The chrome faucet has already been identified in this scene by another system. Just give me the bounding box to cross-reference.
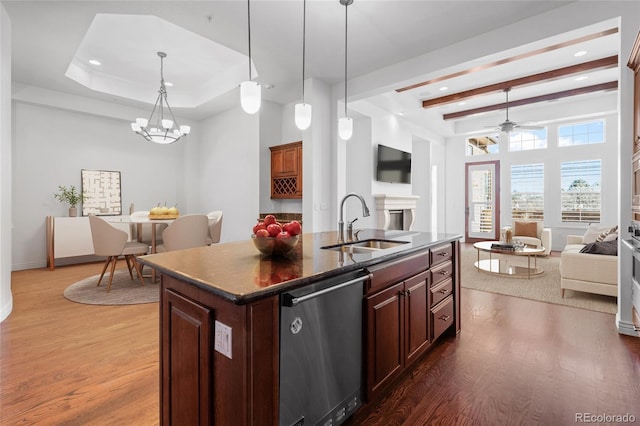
[338,193,371,243]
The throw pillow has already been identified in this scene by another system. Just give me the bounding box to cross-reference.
[596,225,618,242]
[603,232,618,242]
[514,221,538,238]
[579,240,618,256]
[583,223,609,244]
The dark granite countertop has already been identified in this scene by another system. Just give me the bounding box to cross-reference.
[138,229,462,304]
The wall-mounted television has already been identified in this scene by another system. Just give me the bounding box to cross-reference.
[376,144,412,184]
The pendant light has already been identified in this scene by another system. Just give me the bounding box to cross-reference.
[240,0,261,114]
[131,52,191,144]
[338,0,353,140]
[294,0,312,130]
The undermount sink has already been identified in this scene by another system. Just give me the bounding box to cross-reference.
[321,239,409,253]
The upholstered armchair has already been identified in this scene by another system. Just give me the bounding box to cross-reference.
[512,220,552,256]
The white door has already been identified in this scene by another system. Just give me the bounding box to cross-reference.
[465,161,500,242]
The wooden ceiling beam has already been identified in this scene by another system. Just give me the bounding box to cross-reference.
[396,27,619,93]
[421,55,618,109]
[442,81,618,121]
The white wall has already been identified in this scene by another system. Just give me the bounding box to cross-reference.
[258,100,284,215]
[11,101,188,270]
[198,105,260,243]
[0,4,12,321]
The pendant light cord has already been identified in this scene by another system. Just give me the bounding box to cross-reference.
[302,0,306,102]
[247,0,252,80]
[344,1,348,117]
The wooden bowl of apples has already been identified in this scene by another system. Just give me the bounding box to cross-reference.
[251,214,301,256]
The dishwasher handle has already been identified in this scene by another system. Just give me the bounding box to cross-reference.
[282,273,372,307]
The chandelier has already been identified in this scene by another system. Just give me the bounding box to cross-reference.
[131,52,190,144]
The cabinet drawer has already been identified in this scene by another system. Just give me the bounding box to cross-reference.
[431,296,454,341]
[430,261,453,287]
[430,243,452,267]
[430,278,452,307]
[367,250,430,295]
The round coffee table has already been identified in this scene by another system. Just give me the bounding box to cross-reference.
[473,241,545,279]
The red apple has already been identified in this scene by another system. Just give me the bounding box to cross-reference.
[276,230,291,239]
[252,221,266,234]
[267,223,282,237]
[263,214,277,226]
[284,220,302,236]
[255,229,270,238]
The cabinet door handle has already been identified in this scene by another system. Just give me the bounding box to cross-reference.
[438,270,449,275]
[438,314,451,322]
[438,252,449,257]
[438,288,449,294]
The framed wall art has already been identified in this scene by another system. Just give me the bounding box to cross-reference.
[81,169,122,216]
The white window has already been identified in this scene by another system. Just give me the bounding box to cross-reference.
[511,164,544,220]
[509,128,547,152]
[466,134,499,156]
[558,120,605,147]
[561,160,601,223]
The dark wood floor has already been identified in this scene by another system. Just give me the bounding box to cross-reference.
[2,262,640,425]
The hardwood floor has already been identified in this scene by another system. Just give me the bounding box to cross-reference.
[2,262,640,425]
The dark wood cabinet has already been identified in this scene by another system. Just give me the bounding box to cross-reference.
[160,276,279,426]
[364,243,460,402]
[270,141,302,199]
[162,288,213,425]
[365,251,432,401]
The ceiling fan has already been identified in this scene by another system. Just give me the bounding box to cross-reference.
[489,88,542,133]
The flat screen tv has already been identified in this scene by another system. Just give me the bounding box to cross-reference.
[376,144,411,184]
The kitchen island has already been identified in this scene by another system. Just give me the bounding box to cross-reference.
[139,229,462,425]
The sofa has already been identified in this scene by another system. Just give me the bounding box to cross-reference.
[559,225,618,298]
[512,220,552,256]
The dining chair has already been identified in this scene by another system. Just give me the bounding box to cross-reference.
[156,214,210,252]
[89,215,149,292]
[206,210,223,245]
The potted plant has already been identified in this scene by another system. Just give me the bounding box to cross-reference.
[54,185,84,217]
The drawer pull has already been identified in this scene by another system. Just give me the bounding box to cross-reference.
[438,270,449,275]
[438,289,449,294]
[438,314,451,322]
[438,252,449,257]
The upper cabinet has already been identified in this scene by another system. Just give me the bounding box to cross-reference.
[270,141,302,199]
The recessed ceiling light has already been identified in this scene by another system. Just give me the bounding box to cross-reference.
[574,50,587,57]
[439,86,448,91]
[264,83,276,89]
[165,81,174,87]
[89,59,101,66]
[574,76,589,81]
[397,111,405,116]
[457,101,466,106]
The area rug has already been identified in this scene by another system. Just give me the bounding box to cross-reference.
[63,269,159,305]
[460,245,617,314]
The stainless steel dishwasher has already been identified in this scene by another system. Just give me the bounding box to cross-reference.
[279,270,370,426]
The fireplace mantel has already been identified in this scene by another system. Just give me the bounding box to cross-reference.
[373,194,420,231]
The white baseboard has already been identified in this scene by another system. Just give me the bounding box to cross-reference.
[0,295,13,322]
[616,314,640,337]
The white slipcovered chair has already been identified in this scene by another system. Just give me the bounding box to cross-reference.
[156,214,210,253]
[206,210,223,245]
[89,215,148,292]
[512,220,552,256]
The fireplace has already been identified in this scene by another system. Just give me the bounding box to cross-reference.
[374,194,419,231]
